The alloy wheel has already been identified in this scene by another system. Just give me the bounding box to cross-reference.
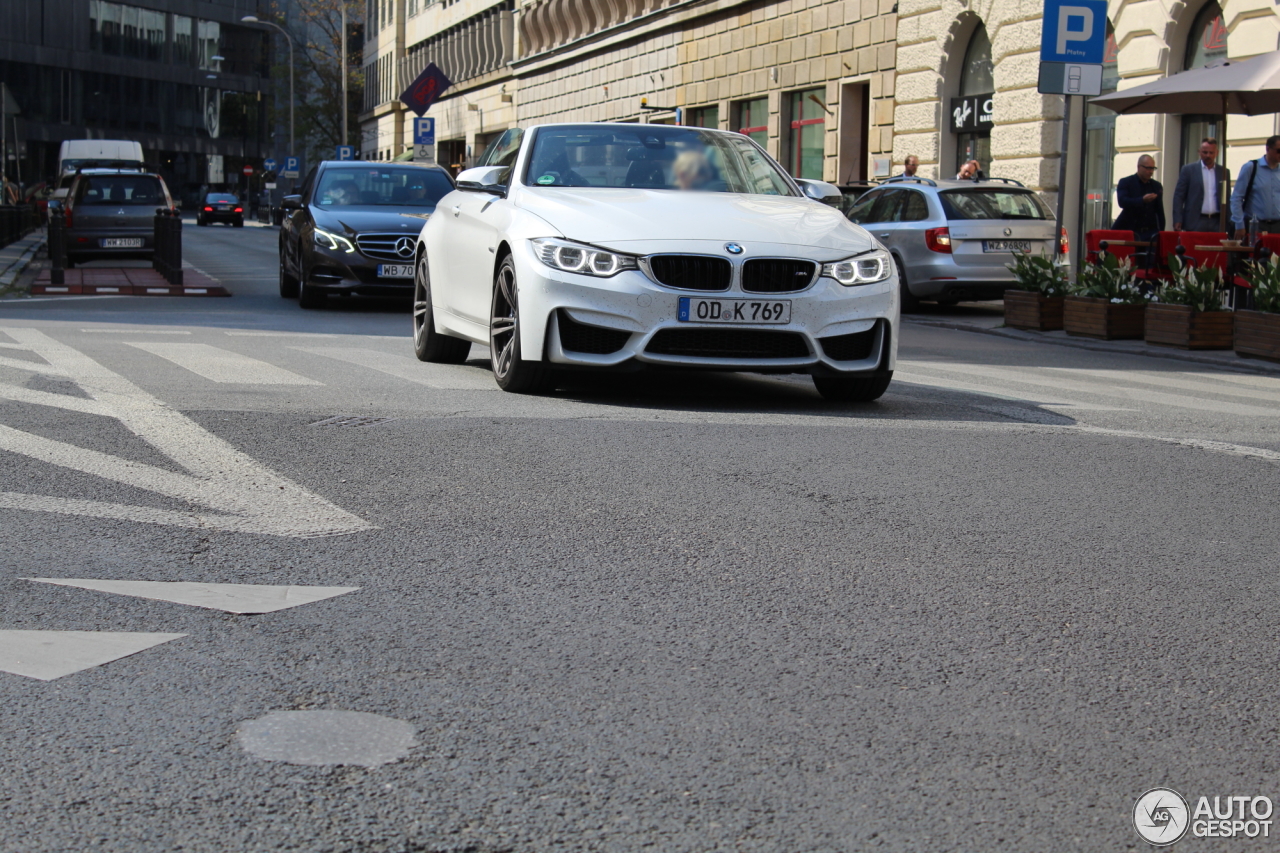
[490,263,518,380]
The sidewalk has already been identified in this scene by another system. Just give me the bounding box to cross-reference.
[0,229,47,292]
[904,307,1280,377]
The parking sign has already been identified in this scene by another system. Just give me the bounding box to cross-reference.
[413,117,435,146]
[336,145,355,161]
[281,156,300,179]
[1040,0,1107,63]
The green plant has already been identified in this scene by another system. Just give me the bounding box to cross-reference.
[1158,256,1226,312]
[1071,252,1148,304]
[1244,253,1280,314]
[1006,250,1068,296]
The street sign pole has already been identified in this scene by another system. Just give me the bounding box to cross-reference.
[1038,0,1108,268]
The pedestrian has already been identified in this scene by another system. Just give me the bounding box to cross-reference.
[1112,154,1164,240]
[901,155,919,178]
[1230,135,1280,238]
[1172,137,1229,232]
[956,159,981,180]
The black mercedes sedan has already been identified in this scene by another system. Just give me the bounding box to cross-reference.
[279,161,454,308]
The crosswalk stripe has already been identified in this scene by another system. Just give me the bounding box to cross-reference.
[292,346,495,391]
[0,630,186,681]
[894,371,1135,410]
[902,360,1280,417]
[124,342,321,385]
[1046,367,1280,405]
[25,579,359,614]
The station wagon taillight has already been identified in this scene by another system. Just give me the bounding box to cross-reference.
[64,206,73,228]
[925,227,952,253]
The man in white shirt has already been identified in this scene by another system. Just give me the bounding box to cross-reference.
[1172,138,1229,232]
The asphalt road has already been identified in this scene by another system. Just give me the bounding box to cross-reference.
[1,221,1279,852]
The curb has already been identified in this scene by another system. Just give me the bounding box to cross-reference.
[0,232,47,291]
[903,316,1280,377]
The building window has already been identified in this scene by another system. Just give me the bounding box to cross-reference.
[734,97,768,147]
[787,88,826,179]
[686,105,719,129]
[1181,2,1226,165]
[953,24,994,176]
[1083,26,1119,234]
[174,15,194,66]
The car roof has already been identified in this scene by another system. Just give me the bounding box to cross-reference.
[75,168,160,177]
[318,160,449,170]
[877,176,1031,191]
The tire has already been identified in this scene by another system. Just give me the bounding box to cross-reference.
[278,249,299,298]
[233,218,244,228]
[813,372,893,403]
[412,254,471,363]
[298,270,326,309]
[197,217,206,226]
[895,256,921,313]
[489,255,554,393]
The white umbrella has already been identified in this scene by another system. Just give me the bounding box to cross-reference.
[1091,50,1280,231]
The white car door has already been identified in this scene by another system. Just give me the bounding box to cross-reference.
[446,190,508,326]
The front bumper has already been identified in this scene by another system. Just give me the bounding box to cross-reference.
[512,240,899,375]
[306,244,414,297]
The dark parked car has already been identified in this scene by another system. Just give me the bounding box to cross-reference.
[197,192,244,227]
[279,161,455,309]
[63,168,174,267]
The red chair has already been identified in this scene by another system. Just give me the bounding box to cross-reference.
[1175,231,1229,275]
[1085,229,1136,264]
[1145,231,1184,281]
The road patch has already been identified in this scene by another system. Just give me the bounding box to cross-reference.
[237,710,417,767]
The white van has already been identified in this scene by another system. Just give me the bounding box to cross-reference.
[52,139,146,198]
[58,139,145,174]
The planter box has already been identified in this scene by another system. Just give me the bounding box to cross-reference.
[1063,296,1146,340]
[1145,303,1234,349]
[1234,309,1280,361]
[1004,290,1064,331]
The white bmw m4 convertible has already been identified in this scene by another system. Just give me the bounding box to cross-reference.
[412,123,899,401]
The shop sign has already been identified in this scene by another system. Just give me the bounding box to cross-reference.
[950,94,994,133]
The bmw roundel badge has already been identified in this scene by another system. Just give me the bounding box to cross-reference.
[725,242,744,255]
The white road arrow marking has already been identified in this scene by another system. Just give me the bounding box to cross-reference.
[0,630,186,681]
[25,579,360,614]
[0,327,376,537]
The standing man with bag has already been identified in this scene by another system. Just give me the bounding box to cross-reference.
[1230,135,1280,237]
[1173,138,1229,232]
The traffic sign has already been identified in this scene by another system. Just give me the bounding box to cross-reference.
[1038,62,1103,96]
[1040,0,1107,63]
[264,158,277,172]
[414,144,435,164]
[413,117,435,146]
[336,145,355,161]
[281,156,300,179]
[242,165,254,176]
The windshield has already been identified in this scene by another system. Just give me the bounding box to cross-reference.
[75,175,164,206]
[314,167,453,207]
[940,189,1052,220]
[523,125,797,196]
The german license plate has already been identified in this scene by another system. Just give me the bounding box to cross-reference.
[983,240,1032,253]
[377,264,414,278]
[678,297,791,324]
[100,238,143,248]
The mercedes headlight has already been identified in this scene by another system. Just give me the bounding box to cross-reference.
[822,250,891,286]
[313,227,355,253]
[532,237,638,277]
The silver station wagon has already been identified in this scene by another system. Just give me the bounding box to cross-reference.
[846,176,1066,310]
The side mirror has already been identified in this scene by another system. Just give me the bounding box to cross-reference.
[796,179,842,206]
[455,166,508,195]
[281,194,302,211]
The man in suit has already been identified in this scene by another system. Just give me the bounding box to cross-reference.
[1172,138,1229,232]
[1112,155,1165,240]
[901,155,919,178]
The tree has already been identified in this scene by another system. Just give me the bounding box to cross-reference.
[268,0,363,166]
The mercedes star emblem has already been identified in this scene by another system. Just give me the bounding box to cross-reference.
[394,237,415,258]
[725,242,744,255]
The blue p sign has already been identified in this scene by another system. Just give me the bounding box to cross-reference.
[336,145,355,161]
[1041,0,1107,63]
[413,117,435,146]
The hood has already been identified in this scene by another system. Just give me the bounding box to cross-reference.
[512,187,875,254]
[311,205,434,235]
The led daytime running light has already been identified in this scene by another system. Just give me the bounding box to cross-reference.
[532,238,637,277]
[314,227,355,253]
[821,250,891,286]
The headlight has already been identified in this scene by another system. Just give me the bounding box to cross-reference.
[313,227,355,253]
[532,237,638,277]
[822,250,891,286]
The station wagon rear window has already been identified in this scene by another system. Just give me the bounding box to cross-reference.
[940,189,1052,221]
[75,176,165,205]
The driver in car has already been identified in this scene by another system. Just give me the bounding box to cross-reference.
[325,180,360,205]
[673,150,715,191]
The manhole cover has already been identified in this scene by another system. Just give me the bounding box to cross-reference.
[237,710,417,767]
[310,415,395,427]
